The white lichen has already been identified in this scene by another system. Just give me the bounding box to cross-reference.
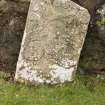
[16,68,44,83]
[49,64,75,83]
[15,59,76,84]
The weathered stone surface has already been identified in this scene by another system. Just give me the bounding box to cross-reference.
[97,4,105,16]
[15,0,90,85]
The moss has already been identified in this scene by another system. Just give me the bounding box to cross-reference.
[96,16,105,25]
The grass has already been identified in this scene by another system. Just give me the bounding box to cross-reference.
[0,75,105,105]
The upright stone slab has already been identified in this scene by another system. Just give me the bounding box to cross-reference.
[15,0,90,85]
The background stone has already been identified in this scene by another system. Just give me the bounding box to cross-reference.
[0,0,29,73]
[79,4,105,72]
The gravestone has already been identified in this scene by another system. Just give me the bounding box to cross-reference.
[15,0,90,85]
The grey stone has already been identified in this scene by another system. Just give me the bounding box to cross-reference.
[97,4,105,16]
[15,0,90,85]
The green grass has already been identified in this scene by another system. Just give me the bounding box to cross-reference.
[0,75,105,105]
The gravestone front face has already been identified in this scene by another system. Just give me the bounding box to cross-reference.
[15,0,90,85]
